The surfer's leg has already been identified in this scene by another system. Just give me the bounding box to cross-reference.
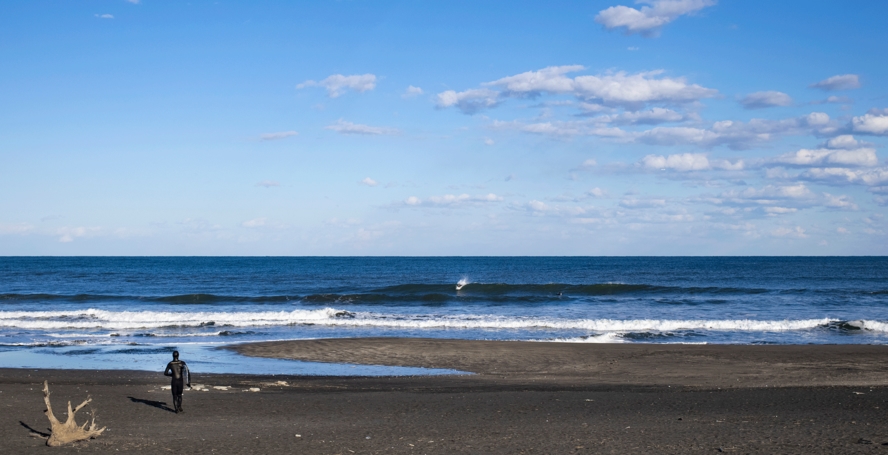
[171,380,184,412]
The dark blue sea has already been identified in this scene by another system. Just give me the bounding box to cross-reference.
[1,257,886,374]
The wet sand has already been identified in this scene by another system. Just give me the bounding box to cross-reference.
[2,339,888,453]
[229,338,888,388]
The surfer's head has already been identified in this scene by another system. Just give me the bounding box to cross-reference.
[172,350,179,360]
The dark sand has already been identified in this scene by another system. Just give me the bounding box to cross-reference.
[2,339,888,453]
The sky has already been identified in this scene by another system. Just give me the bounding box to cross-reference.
[1,0,887,255]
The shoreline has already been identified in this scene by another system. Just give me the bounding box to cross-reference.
[3,339,888,452]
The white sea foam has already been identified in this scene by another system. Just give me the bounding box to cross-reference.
[0,308,874,333]
[545,333,625,343]
[0,308,344,330]
[846,319,888,332]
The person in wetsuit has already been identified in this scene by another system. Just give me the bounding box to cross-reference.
[164,351,191,413]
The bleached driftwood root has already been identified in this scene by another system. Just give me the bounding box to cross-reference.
[42,381,106,446]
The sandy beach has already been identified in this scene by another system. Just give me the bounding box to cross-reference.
[3,339,888,453]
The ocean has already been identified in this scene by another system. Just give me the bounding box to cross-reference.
[1,257,886,374]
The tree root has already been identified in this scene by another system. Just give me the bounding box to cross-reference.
[42,381,106,447]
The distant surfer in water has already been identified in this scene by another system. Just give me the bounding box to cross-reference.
[164,351,191,413]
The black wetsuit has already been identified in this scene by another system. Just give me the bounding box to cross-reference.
[164,359,191,412]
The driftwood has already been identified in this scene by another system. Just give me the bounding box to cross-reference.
[42,381,106,446]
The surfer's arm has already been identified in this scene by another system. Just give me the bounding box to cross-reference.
[164,362,173,377]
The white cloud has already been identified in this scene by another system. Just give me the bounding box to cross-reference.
[125,0,141,4]
[739,91,793,109]
[486,67,717,109]
[810,74,861,91]
[713,159,745,171]
[805,112,830,126]
[255,180,280,188]
[722,187,849,215]
[402,85,424,98]
[635,113,835,150]
[824,135,861,149]
[325,119,399,135]
[818,95,853,104]
[773,147,878,167]
[579,102,608,113]
[56,226,100,243]
[587,187,607,197]
[240,218,289,230]
[850,109,888,136]
[595,0,716,37]
[438,66,716,115]
[483,138,495,146]
[259,131,298,141]
[297,73,377,98]
[403,193,503,207]
[507,121,583,137]
[95,14,114,19]
[799,167,888,186]
[640,153,743,172]
[823,193,858,210]
[620,196,667,208]
[771,226,807,238]
[712,184,815,208]
[763,207,797,215]
[435,88,499,114]
[837,227,849,234]
[595,107,686,125]
[526,200,550,213]
[242,218,267,228]
[521,200,592,216]
[487,65,584,94]
[635,126,718,146]
[498,112,834,151]
[361,177,378,187]
[492,119,629,139]
[642,153,710,171]
[639,153,745,172]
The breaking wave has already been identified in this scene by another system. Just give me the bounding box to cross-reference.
[1,308,884,334]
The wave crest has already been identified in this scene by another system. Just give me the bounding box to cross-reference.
[2,309,883,334]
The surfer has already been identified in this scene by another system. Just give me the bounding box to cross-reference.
[163,351,191,413]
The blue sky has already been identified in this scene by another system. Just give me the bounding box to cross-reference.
[2,0,887,255]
